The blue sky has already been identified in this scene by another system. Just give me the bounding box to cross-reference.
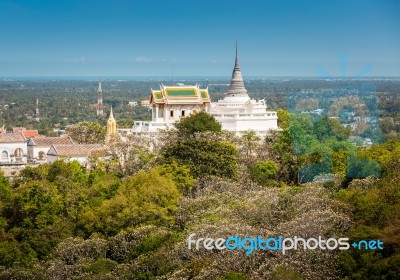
[0,0,399,77]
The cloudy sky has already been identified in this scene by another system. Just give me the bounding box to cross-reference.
[0,0,399,77]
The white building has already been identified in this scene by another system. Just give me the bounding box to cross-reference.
[131,46,277,136]
[132,84,211,134]
[0,133,28,165]
[27,136,74,163]
[209,46,278,136]
[47,144,104,165]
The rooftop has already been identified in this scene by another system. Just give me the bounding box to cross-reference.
[150,84,210,105]
[47,144,104,157]
[28,136,74,147]
[0,133,27,143]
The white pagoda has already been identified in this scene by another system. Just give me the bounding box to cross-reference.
[209,45,278,136]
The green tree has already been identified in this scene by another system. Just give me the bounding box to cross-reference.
[82,168,181,235]
[175,111,221,137]
[248,160,279,187]
[277,109,289,129]
[156,161,194,195]
[328,118,351,140]
[162,138,238,179]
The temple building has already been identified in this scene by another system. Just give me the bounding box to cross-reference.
[132,85,211,133]
[131,45,277,136]
[209,46,278,135]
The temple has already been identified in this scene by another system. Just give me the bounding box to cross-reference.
[209,44,278,135]
[131,45,277,136]
[132,84,211,133]
[106,107,117,143]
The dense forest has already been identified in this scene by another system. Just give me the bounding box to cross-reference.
[0,109,399,279]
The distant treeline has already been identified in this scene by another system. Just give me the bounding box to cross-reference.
[0,79,399,137]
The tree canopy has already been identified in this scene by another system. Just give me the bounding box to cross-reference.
[175,111,221,137]
[66,121,106,144]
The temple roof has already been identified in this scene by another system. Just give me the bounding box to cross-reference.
[227,43,248,96]
[150,85,210,105]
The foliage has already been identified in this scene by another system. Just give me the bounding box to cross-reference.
[162,138,238,179]
[156,161,195,195]
[336,141,400,279]
[105,134,157,177]
[175,111,221,137]
[248,160,279,187]
[66,121,106,144]
[82,167,181,235]
[1,106,400,279]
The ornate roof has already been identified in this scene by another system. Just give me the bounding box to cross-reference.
[0,133,27,143]
[227,43,248,96]
[150,85,210,105]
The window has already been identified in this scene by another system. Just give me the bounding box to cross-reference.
[181,110,185,117]
[14,148,23,162]
[1,150,8,159]
[38,151,46,160]
[14,148,23,157]
[170,110,174,118]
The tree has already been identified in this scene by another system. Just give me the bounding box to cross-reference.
[175,112,221,137]
[239,131,261,163]
[66,121,106,144]
[82,168,181,235]
[248,160,279,187]
[106,134,157,177]
[156,161,195,195]
[327,118,351,140]
[162,138,238,179]
[277,109,289,129]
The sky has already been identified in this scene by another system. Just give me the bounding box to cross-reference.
[0,0,399,77]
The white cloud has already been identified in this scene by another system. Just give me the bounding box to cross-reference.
[135,56,152,63]
[64,57,88,63]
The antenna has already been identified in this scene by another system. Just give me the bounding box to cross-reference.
[97,79,104,117]
[35,94,40,122]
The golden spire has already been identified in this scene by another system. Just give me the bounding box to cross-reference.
[106,106,116,137]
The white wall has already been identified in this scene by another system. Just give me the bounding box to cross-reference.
[0,142,28,164]
[28,146,50,162]
[47,155,89,165]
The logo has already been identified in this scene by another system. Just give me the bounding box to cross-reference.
[188,233,383,255]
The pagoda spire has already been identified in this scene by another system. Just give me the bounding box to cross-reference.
[106,106,117,143]
[235,41,238,67]
[109,106,114,119]
[227,42,248,96]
